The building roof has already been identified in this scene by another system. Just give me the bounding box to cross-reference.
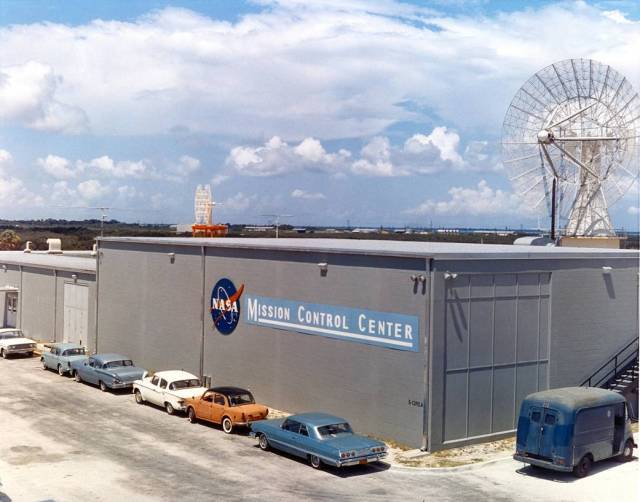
[98,237,639,260]
[522,387,625,414]
[0,251,96,273]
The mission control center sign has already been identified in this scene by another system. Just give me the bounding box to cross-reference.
[244,295,419,352]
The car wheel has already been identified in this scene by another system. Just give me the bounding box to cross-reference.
[258,434,270,451]
[1,349,7,359]
[42,359,48,370]
[57,365,65,376]
[309,455,322,469]
[74,371,82,382]
[573,454,592,478]
[165,402,175,415]
[134,390,144,404]
[99,381,108,392]
[187,407,197,424]
[222,416,233,434]
[621,439,634,462]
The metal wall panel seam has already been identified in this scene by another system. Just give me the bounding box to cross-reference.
[421,257,431,451]
[465,276,471,439]
[18,265,23,328]
[490,274,496,434]
[53,269,57,342]
[200,246,206,378]
[94,242,100,352]
[512,275,519,428]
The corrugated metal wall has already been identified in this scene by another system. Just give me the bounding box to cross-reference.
[441,272,550,443]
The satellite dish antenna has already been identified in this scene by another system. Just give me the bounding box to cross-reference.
[502,59,639,240]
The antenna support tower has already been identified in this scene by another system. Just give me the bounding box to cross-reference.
[192,184,228,237]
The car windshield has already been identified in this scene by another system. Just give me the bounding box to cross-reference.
[170,379,201,390]
[64,348,86,356]
[0,331,22,340]
[104,360,133,369]
[227,392,255,406]
[317,423,353,438]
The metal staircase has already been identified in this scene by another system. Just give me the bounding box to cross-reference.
[580,337,639,421]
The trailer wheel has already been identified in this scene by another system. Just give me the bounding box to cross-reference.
[573,454,592,478]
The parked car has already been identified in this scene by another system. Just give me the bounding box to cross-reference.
[514,387,637,477]
[133,370,208,415]
[41,343,88,375]
[250,412,388,469]
[71,353,146,392]
[184,386,269,433]
[0,328,37,359]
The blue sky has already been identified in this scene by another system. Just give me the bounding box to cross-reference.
[0,0,638,229]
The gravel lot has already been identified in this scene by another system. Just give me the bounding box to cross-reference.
[0,356,637,502]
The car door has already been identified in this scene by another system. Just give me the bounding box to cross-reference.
[157,378,169,406]
[144,375,162,405]
[539,409,559,459]
[43,347,56,369]
[210,393,226,424]
[197,391,214,421]
[280,420,305,457]
[525,407,544,455]
[81,358,98,383]
[289,423,314,457]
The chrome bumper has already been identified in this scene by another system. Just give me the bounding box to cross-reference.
[5,347,34,355]
[337,452,387,467]
[513,454,572,472]
[110,381,134,389]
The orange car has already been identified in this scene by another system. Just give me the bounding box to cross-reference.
[184,386,269,433]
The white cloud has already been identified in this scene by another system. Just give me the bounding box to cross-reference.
[77,179,111,200]
[0,176,42,207]
[0,61,88,133]
[1,3,635,139]
[628,206,640,215]
[37,154,77,179]
[211,174,229,186]
[0,149,12,175]
[405,180,537,217]
[176,155,201,175]
[222,192,256,211]
[404,127,463,166]
[227,136,350,176]
[291,189,326,200]
[80,156,150,179]
[117,185,138,199]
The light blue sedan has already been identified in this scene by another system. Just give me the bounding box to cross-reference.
[41,343,88,376]
[250,412,388,469]
[71,353,146,392]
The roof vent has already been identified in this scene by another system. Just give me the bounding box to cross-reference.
[23,241,33,253]
[46,238,63,254]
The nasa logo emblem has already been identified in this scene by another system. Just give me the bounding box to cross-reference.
[210,278,245,335]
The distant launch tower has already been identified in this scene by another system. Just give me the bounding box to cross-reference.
[192,184,228,237]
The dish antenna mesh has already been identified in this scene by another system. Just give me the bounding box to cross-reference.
[502,59,639,237]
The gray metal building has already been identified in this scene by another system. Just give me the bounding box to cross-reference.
[0,252,96,346]
[94,237,639,450]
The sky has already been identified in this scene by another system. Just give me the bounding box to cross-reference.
[0,0,638,229]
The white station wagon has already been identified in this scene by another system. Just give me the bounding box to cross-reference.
[0,328,37,358]
[133,370,208,415]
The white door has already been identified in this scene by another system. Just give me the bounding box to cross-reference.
[5,293,17,328]
[63,284,89,344]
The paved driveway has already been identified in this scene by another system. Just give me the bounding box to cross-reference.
[0,357,637,501]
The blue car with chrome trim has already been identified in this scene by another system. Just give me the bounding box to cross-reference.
[41,343,88,376]
[70,353,146,392]
[250,412,388,469]
[514,387,636,477]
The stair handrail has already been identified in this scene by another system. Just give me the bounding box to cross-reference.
[580,336,639,388]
